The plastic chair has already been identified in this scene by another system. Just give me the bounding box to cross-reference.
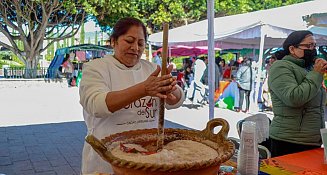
[190,81,208,105]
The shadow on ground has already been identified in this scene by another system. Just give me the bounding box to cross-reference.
[181,103,204,109]
[0,120,190,175]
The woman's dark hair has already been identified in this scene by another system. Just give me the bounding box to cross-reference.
[109,17,147,44]
[278,30,314,59]
[272,50,285,60]
[219,58,225,66]
[215,56,222,65]
[62,54,70,63]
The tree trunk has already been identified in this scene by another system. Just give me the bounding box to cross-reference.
[24,57,38,78]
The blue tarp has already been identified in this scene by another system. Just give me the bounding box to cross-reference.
[47,48,69,79]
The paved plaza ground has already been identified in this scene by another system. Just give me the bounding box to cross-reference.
[0,80,298,174]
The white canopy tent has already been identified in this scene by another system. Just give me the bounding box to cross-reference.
[149,0,327,49]
[149,0,327,114]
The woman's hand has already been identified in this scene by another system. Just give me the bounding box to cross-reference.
[313,58,327,74]
[142,65,177,99]
[166,65,179,103]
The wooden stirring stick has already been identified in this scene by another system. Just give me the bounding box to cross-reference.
[157,23,169,151]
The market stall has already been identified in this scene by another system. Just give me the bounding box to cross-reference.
[46,44,113,81]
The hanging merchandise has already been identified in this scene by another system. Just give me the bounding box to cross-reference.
[76,51,86,61]
[85,51,93,60]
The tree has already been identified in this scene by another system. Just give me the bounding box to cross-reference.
[56,41,61,50]
[101,32,104,45]
[95,31,98,45]
[93,0,309,34]
[80,23,85,44]
[86,0,136,32]
[0,0,310,78]
[63,38,67,48]
[0,0,86,78]
[71,35,75,46]
[93,0,187,33]
[45,40,54,61]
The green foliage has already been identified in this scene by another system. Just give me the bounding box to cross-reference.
[0,61,6,69]
[0,51,11,60]
[0,0,87,78]
[56,41,61,49]
[71,35,75,46]
[221,52,235,63]
[184,0,206,22]
[0,53,24,68]
[45,55,53,62]
[11,54,24,66]
[0,0,310,75]
[63,38,67,48]
[246,0,308,12]
[171,58,183,70]
[0,51,24,65]
[86,0,137,30]
[91,0,309,33]
[45,41,55,61]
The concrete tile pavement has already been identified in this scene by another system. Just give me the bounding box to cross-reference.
[0,120,191,175]
[0,122,85,175]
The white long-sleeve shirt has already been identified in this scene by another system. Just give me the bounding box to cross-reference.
[79,55,184,174]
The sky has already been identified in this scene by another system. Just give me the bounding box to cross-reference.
[84,20,102,33]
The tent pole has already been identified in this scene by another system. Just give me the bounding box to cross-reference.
[169,47,171,58]
[207,0,215,121]
[148,43,153,62]
[253,24,266,112]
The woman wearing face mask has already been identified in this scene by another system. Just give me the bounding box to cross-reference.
[268,30,327,157]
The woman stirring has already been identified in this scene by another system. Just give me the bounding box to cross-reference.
[79,17,184,174]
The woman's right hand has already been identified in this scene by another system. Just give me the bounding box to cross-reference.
[313,58,327,74]
[142,65,176,99]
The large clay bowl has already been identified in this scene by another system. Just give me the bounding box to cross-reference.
[86,118,235,175]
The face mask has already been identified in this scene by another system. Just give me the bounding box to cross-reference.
[302,49,317,68]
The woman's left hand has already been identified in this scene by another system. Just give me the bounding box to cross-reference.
[142,65,177,99]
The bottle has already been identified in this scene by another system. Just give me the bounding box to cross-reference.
[237,121,259,175]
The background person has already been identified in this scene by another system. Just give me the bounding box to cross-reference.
[153,51,162,67]
[79,17,185,174]
[235,58,255,113]
[202,56,220,90]
[268,30,327,157]
[219,59,230,80]
[62,54,74,87]
[188,57,207,105]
